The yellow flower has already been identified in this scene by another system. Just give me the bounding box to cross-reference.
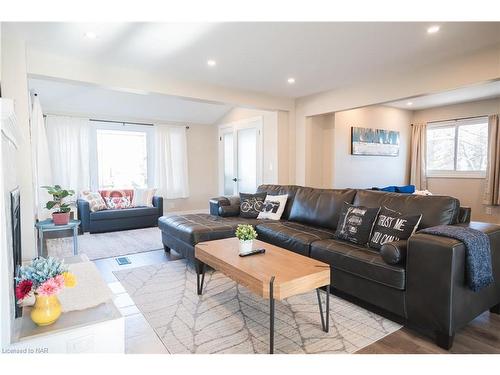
[62,272,77,288]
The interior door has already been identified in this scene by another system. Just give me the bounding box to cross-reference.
[219,117,263,195]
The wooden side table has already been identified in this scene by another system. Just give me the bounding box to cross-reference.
[35,219,81,257]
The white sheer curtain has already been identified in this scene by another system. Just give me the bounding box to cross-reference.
[30,95,53,219]
[154,124,189,199]
[45,115,91,198]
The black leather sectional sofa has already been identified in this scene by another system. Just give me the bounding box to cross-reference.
[158,184,500,349]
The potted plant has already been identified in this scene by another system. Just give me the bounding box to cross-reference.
[235,224,257,254]
[15,257,77,326]
[42,185,75,225]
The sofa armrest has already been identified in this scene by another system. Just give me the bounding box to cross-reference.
[406,222,500,337]
[209,196,240,216]
[152,196,163,216]
[77,199,91,233]
[380,240,407,265]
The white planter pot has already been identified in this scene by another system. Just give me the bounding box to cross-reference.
[239,239,254,254]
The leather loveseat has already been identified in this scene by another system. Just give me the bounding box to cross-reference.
[158,184,500,349]
[78,196,163,233]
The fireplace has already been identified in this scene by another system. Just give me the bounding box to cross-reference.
[11,188,22,318]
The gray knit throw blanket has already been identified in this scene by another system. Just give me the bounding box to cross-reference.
[420,225,493,292]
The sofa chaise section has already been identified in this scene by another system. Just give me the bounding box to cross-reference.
[159,213,259,259]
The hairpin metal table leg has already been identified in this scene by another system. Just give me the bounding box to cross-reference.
[269,276,275,354]
[196,260,205,295]
[316,285,330,332]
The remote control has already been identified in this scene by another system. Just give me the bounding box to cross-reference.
[239,248,266,257]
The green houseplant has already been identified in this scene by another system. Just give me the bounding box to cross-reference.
[42,185,75,225]
[235,224,257,254]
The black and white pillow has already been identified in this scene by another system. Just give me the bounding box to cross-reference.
[239,192,267,218]
[257,194,288,220]
[335,202,380,245]
[369,206,422,250]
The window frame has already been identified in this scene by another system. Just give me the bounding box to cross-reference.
[89,121,155,191]
[426,116,488,179]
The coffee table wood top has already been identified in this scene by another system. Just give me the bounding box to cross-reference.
[195,238,330,300]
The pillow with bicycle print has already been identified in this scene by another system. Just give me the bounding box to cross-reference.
[239,192,267,218]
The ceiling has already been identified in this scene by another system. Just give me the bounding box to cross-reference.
[385,80,500,110]
[29,77,232,124]
[10,22,500,98]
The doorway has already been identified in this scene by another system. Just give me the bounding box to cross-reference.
[218,116,263,195]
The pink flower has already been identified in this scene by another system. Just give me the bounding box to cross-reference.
[54,275,65,289]
[16,280,33,300]
[37,277,63,296]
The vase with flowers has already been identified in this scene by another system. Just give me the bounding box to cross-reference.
[16,257,77,326]
[235,224,258,255]
[41,185,75,225]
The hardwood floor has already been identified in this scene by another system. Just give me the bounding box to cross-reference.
[358,311,500,354]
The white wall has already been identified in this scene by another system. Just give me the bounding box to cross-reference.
[1,29,37,260]
[412,97,500,223]
[305,113,335,188]
[332,106,412,189]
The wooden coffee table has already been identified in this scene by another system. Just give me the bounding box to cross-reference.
[194,237,331,354]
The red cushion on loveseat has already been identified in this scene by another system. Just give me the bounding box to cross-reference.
[99,189,134,201]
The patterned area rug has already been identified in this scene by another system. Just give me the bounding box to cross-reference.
[46,227,163,260]
[114,260,402,354]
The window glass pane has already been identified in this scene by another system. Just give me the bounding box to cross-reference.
[97,129,148,188]
[237,127,258,194]
[427,126,455,171]
[457,122,488,171]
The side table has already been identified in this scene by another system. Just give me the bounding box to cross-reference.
[35,219,81,257]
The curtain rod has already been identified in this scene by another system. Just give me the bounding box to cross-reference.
[425,114,489,124]
[42,115,189,129]
[89,118,154,127]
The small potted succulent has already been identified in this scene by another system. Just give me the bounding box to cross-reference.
[235,224,257,254]
[42,185,75,225]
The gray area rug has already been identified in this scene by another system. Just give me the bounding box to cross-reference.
[46,227,163,260]
[114,260,402,354]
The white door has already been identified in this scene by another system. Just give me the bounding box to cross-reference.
[219,117,263,195]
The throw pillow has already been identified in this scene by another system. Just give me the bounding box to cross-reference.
[239,192,267,219]
[80,191,107,212]
[99,189,134,202]
[105,196,132,209]
[335,202,380,245]
[132,188,157,207]
[257,194,288,220]
[369,206,422,250]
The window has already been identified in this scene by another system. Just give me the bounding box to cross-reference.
[90,122,154,189]
[426,117,488,178]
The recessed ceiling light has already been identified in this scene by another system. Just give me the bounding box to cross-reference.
[84,31,98,39]
[427,25,440,34]
[207,59,216,67]
[407,102,413,106]
[287,78,296,84]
